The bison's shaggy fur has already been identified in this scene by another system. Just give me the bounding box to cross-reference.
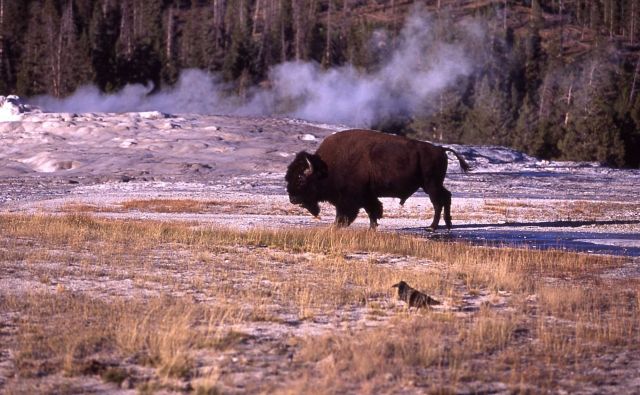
[392,281,441,308]
[285,129,469,230]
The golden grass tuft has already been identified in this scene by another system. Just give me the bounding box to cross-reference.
[5,292,204,380]
[120,199,224,213]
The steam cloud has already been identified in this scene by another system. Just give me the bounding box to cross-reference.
[33,11,481,127]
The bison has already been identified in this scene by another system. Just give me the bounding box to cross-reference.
[285,129,470,230]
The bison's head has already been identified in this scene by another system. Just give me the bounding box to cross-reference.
[285,151,328,217]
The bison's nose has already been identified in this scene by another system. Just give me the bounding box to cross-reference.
[289,196,302,204]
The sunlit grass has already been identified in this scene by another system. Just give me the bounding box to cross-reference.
[0,213,637,393]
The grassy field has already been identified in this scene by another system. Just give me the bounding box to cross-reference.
[0,211,638,394]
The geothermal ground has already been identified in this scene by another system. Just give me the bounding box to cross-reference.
[0,111,639,393]
[1,111,638,255]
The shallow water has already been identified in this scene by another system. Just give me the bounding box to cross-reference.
[407,225,640,257]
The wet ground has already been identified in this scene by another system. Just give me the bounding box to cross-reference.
[418,224,640,257]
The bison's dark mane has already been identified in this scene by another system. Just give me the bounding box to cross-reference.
[285,151,328,183]
[285,151,328,217]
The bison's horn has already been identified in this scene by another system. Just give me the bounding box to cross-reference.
[304,157,314,176]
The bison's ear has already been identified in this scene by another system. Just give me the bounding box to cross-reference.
[307,154,328,179]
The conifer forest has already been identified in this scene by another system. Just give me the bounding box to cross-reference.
[1,0,639,168]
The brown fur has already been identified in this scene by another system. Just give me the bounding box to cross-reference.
[391,280,441,308]
[285,129,469,230]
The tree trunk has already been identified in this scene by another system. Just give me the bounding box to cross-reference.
[121,0,133,57]
[253,0,261,36]
[166,6,173,60]
[280,0,286,62]
[586,63,597,114]
[60,0,74,95]
[564,81,572,126]
[631,0,636,44]
[391,0,396,37]
[307,0,316,29]
[538,76,548,119]
[609,0,613,38]
[559,0,564,58]
[503,0,507,32]
[324,0,331,65]
[49,7,60,97]
[56,30,62,97]
[134,0,142,40]
[293,0,302,60]
[0,0,4,76]
[629,56,640,103]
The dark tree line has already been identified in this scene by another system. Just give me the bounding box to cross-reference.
[0,0,638,167]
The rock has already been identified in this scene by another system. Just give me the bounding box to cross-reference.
[0,95,32,121]
[300,133,317,141]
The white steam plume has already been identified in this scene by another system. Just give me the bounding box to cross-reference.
[32,11,481,127]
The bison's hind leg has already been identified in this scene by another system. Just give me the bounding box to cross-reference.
[425,183,451,231]
[364,198,383,229]
[442,188,453,230]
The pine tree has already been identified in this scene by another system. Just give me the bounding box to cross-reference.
[561,101,625,166]
[513,10,547,156]
[180,4,211,70]
[90,0,120,92]
[3,0,30,95]
[56,0,93,96]
[222,0,257,95]
[463,75,511,145]
[0,0,7,93]
[345,17,372,69]
[17,0,60,96]
[255,0,285,78]
[114,0,163,88]
[409,90,468,143]
[560,60,626,166]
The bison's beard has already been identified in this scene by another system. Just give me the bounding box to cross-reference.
[301,201,320,217]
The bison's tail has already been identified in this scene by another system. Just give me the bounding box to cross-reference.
[444,148,471,173]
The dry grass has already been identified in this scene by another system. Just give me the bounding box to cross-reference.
[0,213,638,393]
[7,293,199,381]
[60,198,306,215]
[121,198,245,214]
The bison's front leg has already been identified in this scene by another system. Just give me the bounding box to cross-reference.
[334,204,359,228]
